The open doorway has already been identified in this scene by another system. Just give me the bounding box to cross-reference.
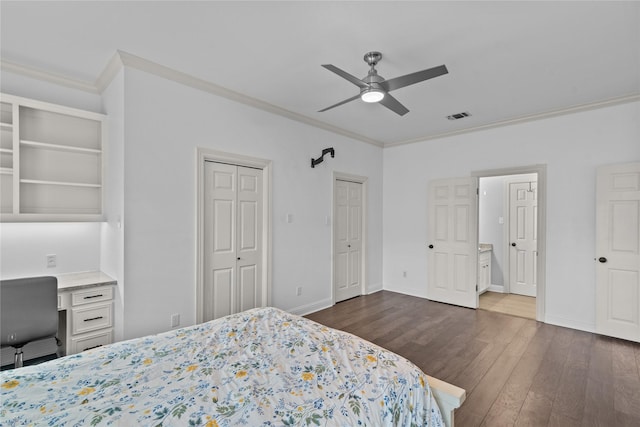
[474,166,546,321]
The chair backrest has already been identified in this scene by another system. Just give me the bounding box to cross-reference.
[1,276,58,348]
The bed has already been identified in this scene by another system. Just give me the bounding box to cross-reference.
[0,307,464,426]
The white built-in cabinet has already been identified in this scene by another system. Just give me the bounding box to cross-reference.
[0,94,106,221]
[59,285,115,356]
[478,249,492,293]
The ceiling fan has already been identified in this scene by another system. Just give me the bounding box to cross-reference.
[319,51,448,116]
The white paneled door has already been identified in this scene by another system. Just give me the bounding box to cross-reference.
[509,181,538,297]
[596,162,640,342]
[334,179,363,302]
[427,177,478,308]
[203,161,262,321]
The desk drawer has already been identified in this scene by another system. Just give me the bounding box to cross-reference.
[70,329,113,354]
[71,286,113,306]
[71,302,113,335]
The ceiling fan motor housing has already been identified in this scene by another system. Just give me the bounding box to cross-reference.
[364,51,382,67]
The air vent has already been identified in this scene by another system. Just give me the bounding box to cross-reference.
[447,111,471,120]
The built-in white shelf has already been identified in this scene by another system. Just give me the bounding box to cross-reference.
[20,139,102,154]
[0,93,106,221]
[20,179,102,188]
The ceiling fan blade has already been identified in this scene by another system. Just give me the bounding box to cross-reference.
[318,93,361,112]
[379,93,409,116]
[322,64,369,89]
[380,64,448,92]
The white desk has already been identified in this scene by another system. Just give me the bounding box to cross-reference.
[56,271,116,356]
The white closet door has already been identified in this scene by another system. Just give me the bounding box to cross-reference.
[236,167,262,313]
[334,180,362,302]
[596,162,640,342]
[204,162,262,321]
[427,177,478,308]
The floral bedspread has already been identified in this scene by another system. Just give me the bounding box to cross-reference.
[1,307,443,426]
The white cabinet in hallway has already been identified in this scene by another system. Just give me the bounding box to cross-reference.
[478,245,492,293]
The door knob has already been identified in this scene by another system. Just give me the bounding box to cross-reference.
[511,243,516,247]
[237,257,241,261]
[428,244,434,249]
[598,257,607,263]
[347,244,351,248]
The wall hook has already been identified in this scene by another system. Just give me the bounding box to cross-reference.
[311,147,335,168]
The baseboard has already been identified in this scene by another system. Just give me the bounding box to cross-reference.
[382,285,428,300]
[366,282,383,294]
[287,298,333,317]
[289,284,383,317]
[487,284,505,293]
[544,314,596,334]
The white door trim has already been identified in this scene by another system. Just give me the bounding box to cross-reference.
[196,147,272,323]
[472,165,547,322]
[332,172,368,304]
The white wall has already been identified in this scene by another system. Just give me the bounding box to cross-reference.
[100,68,126,342]
[383,100,640,332]
[0,222,101,279]
[119,67,383,339]
[0,71,103,113]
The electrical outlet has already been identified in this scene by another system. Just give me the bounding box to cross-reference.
[171,313,180,328]
[46,254,57,268]
[296,286,302,296]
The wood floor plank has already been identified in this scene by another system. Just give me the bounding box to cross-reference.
[547,411,581,427]
[482,323,556,426]
[514,391,553,427]
[549,330,592,421]
[450,314,528,393]
[303,291,640,427]
[581,336,614,427]
[612,339,640,423]
[454,319,538,425]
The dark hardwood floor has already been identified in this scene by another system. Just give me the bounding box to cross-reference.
[305,291,640,427]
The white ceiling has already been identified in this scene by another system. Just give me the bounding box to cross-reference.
[1,1,639,146]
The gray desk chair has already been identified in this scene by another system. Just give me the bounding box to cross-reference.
[1,276,58,368]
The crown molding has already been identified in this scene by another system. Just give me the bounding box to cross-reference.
[1,52,383,147]
[102,51,385,148]
[385,93,640,148]
[3,53,637,150]
[95,51,125,93]
[1,59,99,94]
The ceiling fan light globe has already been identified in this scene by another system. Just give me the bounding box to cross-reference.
[361,89,385,103]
